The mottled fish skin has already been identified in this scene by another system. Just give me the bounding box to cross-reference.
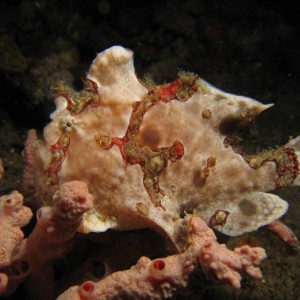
[28,46,299,247]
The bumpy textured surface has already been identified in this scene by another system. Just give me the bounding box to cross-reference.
[0,45,299,299]
[57,216,266,299]
[0,191,32,269]
[1,181,93,298]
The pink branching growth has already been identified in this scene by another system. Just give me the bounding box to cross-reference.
[57,216,267,300]
[0,191,32,269]
[199,242,266,289]
[1,181,93,297]
[265,219,299,251]
[12,180,93,272]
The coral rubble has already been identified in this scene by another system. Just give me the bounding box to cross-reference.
[0,45,299,299]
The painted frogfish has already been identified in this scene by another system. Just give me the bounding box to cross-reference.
[23,45,300,250]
